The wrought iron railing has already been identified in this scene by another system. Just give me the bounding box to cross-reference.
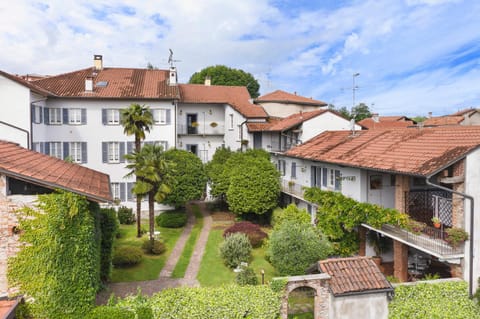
[405,190,453,227]
[177,124,225,135]
[280,179,305,198]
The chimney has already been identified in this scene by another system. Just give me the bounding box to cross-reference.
[94,55,103,70]
[169,66,177,86]
[204,76,211,86]
[85,76,93,92]
[372,113,379,123]
[428,112,432,118]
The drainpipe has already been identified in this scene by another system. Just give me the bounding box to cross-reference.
[239,120,248,152]
[425,173,475,297]
[0,121,30,149]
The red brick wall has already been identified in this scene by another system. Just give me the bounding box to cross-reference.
[393,240,408,282]
[394,175,410,213]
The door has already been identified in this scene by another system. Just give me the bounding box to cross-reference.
[187,113,198,134]
[186,144,198,156]
[367,172,395,208]
[253,132,262,149]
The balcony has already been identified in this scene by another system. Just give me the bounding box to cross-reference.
[405,189,453,227]
[177,123,225,136]
[281,179,306,200]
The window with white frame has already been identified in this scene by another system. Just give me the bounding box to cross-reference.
[69,142,82,163]
[69,109,82,124]
[111,183,121,201]
[32,105,42,124]
[106,109,120,125]
[153,109,168,125]
[49,108,62,124]
[291,162,297,179]
[49,142,62,159]
[108,142,120,163]
[328,169,341,191]
[277,159,286,176]
[229,114,234,130]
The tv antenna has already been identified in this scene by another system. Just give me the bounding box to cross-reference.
[168,49,181,67]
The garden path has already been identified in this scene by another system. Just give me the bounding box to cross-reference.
[96,201,212,305]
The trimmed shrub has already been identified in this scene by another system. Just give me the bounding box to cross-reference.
[112,246,143,267]
[117,206,135,225]
[220,233,252,268]
[86,306,135,319]
[236,266,258,286]
[223,221,268,248]
[155,210,187,228]
[99,207,119,282]
[271,204,310,228]
[142,239,166,255]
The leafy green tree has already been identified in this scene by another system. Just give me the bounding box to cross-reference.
[205,147,233,199]
[271,204,311,228]
[351,102,372,121]
[188,65,260,98]
[162,149,207,208]
[412,116,426,123]
[8,191,100,318]
[125,144,173,244]
[121,103,154,238]
[226,155,280,215]
[268,221,332,275]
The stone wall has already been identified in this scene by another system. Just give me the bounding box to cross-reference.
[452,160,465,228]
[394,175,410,213]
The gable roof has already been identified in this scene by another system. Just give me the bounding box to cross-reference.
[33,67,180,100]
[0,141,111,202]
[179,84,267,118]
[319,257,393,296]
[0,70,53,96]
[451,108,477,116]
[285,126,480,176]
[255,90,327,107]
[358,116,416,129]
[423,116,464,126]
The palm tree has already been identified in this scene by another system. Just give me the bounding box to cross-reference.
[121,103,154,237]
[125,144,173,244]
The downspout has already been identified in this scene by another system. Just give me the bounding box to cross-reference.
[426,172,475,297]
[239,120,248,152]
[0,121,30,149]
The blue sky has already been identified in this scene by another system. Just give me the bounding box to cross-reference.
[0,0,479,116]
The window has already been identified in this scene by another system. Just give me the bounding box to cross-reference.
[103,109,120,125]
[102,142,125,163]
[111,183,120,201]
[49,142,62,159]
[229,114,234,130]
[144,140,168,150]
[32,105,42,124]
[277,160,286,176]
[291,162,297,179]
[32,142,44,153]
[153,109,171,125]
[48,108,62,125]
[69,142,82,163]
[186,144,198,156]
[68,109,82,124]
[311,166,322,187]
[370,175,383,190]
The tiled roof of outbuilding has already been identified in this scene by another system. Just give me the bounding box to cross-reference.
[285,126,480,176]
[33,67,180,99]
[0,141,111,202]
[179,84,267,118]
[255,90,327,107]
[319,257,393,296]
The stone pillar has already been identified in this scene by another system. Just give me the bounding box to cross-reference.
[394,175,410,213]
[452,160,465,228]
[393,240,408,282]
[450,263,464,278]
[358,227,366,256]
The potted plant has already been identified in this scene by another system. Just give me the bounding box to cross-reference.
[445,227,469,247]
[407,220,426,235]
[367,231,391,266]
[431,216,441,229]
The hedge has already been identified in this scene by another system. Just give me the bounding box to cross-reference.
[155,210,187,228]
[99,207,119,282]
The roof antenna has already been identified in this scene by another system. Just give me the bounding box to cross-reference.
[168,49,181,67]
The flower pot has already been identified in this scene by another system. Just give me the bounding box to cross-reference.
[433,222,441,229]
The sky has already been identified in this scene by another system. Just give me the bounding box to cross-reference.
[0,0,479,117]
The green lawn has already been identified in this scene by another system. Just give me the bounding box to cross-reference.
[110,223,183,282]
[171,205,204,278]
[197,228,277,286]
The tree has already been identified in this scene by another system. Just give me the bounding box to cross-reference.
[226,155,280,215]
[205,147,233,199]
[162,149,207,208]
[188,65,260,98]
[125,144,173,244]
[268,221,332,275]
[121,103,154,238]
[351,103,372,121]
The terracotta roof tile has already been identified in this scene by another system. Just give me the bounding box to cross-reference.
[423,116,464,126]
[179,84,267,118]
[358,116,415,129]
[255,90,327,107]
[267,110,328,131]
[450,108,476,116]
[0,299,18,318]
[0,141,111,202]
[33,67,180,99]
[0,70,53,96]
[319,257,392,296]
[285,126,480,176]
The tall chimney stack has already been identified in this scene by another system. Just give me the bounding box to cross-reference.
[204,76,211,86]
[94,55,103,71]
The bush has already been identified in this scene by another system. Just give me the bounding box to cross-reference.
[220,233,252,268]
[99,208,119,282]
[236,266,258,286]
[268,221,332,275]
[155,210,187,228]
[223,221,268,248]
[271,204,310,228]
[142,239,166,255]
[112,246,143,267]
[117,206,135,225]
[86,306,135,319]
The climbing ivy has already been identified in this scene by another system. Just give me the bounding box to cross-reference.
[8,191,101,318]
[303,187,410,256]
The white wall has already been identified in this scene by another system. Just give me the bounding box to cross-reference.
[259,102,325,118]
[330,293,389,319]
[302,112,361,142]
[0,75,34,148]
[223,105,248,151]
[465,148,480,291]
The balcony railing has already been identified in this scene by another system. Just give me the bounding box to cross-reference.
[405,190,453,227]
[281,179,305,199]
[177,124,225,136]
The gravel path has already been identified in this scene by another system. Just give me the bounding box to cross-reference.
[96,201,211,305]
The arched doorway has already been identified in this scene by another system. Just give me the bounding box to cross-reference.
[288,286,315,318]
